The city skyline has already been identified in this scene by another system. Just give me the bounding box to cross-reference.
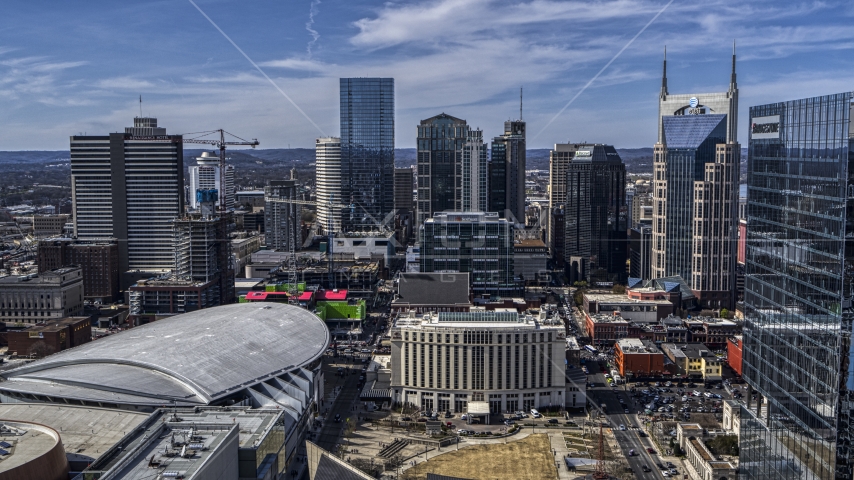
[0,0,851,151]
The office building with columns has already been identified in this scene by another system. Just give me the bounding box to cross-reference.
[651,47,739,308]
[390,310,569,414]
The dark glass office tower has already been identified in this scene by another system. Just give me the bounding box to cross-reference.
[740,92,854,479]
[564,144,626,284]
[340,78,395,231]
[489,120,526,222]
[417,114,466,225]
[420,211,516,297]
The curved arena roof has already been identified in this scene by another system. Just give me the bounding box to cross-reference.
[0,303,330,408]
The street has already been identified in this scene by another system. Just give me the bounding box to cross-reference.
[588,381,666,479]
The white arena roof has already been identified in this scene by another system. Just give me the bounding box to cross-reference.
[0,303,330,409]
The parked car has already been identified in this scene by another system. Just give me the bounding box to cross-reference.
[530,409,542,418]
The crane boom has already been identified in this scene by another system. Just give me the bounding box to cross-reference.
[129,129,258,211]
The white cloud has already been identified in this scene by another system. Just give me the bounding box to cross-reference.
[94,76,155,90]
[258,58,331,72]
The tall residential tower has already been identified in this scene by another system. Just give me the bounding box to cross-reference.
[416,114,487,225]
[188,151,234,211]
[315,136,342,233]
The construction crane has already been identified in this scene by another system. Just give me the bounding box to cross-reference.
[179,130,259,211]
[128,129,259,212]
[263,196,352,300]
[130,129,258,305]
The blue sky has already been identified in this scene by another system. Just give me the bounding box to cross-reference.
[1,0,852,150]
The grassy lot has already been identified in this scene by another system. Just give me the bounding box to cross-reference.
[401,434,558,480]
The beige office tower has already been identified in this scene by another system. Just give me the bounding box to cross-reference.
[691,143,739,305]
[651,45,739,309]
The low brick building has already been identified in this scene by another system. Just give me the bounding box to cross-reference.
[726,335,743,376]
[614,338,665,377]
[585,312,629,348]
[7,316,91,357]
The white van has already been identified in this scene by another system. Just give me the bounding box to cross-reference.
[530,409,542,418]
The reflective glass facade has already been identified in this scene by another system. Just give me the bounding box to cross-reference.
[340,78,395,231]
[416,114,465,225]
[741,92,854,480]
[490,120,526,222]
[420,212,516,297]
[653,114,727,282]
[564,144,627,284]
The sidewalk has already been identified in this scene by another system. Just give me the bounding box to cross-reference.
[549,432,575,480]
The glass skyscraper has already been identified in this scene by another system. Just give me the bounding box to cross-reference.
[340,78,395,231]
[652,48,739,309]
[564,144,627,284]
[740,92,854,479]
[415,114,487,225]
[489,120,526,223]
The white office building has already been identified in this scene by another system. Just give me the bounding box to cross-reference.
[390,310,568,414]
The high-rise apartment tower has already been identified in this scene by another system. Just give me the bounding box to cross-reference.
[416,114,487,225]
[188,152,234,211]
[315,137,342,234]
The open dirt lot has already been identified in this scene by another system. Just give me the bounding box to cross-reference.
[401,434,558,480]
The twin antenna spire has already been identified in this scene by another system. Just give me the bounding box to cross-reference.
[661,41,737,94]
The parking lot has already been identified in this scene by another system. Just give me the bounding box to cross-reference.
[625,379,745,422]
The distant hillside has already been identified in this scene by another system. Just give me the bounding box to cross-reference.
[0,145,747,182]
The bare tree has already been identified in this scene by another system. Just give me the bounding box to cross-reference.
[27,341,55,359]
